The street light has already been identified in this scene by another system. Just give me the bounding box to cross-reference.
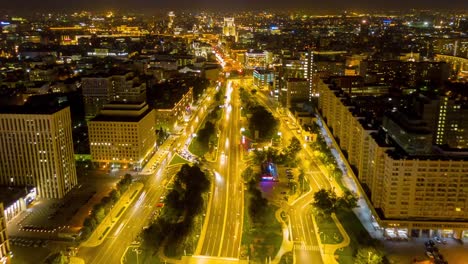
[133,248,142,264]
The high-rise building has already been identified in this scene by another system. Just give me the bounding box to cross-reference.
[281,78,310,108]
[81,71,146,118]
[168,11,175,30]
[0,202,10,264]
[253,68,274,89]
[0,104,77,199]
[223,17,236,39]
[88,102,156,170]
[435,96,468,149]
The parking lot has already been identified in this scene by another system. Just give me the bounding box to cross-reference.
[384,237,468,264]
[7,168,121,239]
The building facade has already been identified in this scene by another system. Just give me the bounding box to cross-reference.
[253,68,274,89]
[81,71,146,118]
[88,102,156,170]
[154,87,193,131]
[0,203,10,264]
[0,106,77,199]
[318,80,468,239]
[282,78,309,108]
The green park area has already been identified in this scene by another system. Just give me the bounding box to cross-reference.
[140,164,210,259]
[242,181,283,262]
[122,246,162,264]
[169,154,190,166]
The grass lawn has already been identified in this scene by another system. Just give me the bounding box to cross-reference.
[123,246,162,264]
[188,140,206,157]
[242,189,283,262]
[279,251,293,264]
[315,214,343,244]
[169,154,190,166]
[334,246,355,264]
[334,208,373,264]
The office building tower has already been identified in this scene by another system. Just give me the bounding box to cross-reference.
[81,71,146,118]
[168,11,175,30]
[223,17,236,38]
[88,102,156,170]
[435,96,468,149]
[282,78,310,108]
[0,104,77,199]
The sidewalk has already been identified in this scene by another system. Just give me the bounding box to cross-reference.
[314,213,351,264]
[271,207,293,264]
[315,115,383,240]
[81,182,143,247]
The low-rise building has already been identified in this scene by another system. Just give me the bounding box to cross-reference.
[0,202,10,264]
[0,186,36,223]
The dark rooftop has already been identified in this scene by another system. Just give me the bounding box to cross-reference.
[91,104,152,123]
[0,186,34,208]
[0,94,69,115]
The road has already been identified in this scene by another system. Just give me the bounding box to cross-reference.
[252,84,334,264]
[77,85,217,264]
[197,80,243,259]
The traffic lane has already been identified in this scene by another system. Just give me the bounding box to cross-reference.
[199,88,232,257]
[201,181,225,256]
[81,163,176,263]
[223,87,242,258]
[88,181,165,263]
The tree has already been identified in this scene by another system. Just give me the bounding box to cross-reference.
[249,106,278,139]
[196,121,215,152]
[287,138,302,156]
[242,167,257,183]
[337,189,358,209]
[354,247,384,264]
[313,189,358,216]
[109,189,120,203]
[44,252,69,264]
[312,189,337,215]
[249,188,269,225]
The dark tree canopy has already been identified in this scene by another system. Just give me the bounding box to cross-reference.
[248,106,278,139]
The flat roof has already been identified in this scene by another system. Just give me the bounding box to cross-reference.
[0,186,34,208]
[90,107,152,122]
[0,95,69,115]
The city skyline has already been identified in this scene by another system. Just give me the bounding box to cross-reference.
[0,0,467,13]
[0,6,466,264]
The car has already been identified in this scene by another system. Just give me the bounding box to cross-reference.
[156,196,165,207]
[427,240,436,247]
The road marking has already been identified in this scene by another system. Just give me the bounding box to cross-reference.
[295,243,320,251]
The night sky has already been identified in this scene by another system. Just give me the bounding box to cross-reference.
[0,0,467,13]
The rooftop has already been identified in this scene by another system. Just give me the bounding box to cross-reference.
[0,94,69,115]
[0,186,34,208]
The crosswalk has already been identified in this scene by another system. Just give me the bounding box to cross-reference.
[294,242,320,252]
